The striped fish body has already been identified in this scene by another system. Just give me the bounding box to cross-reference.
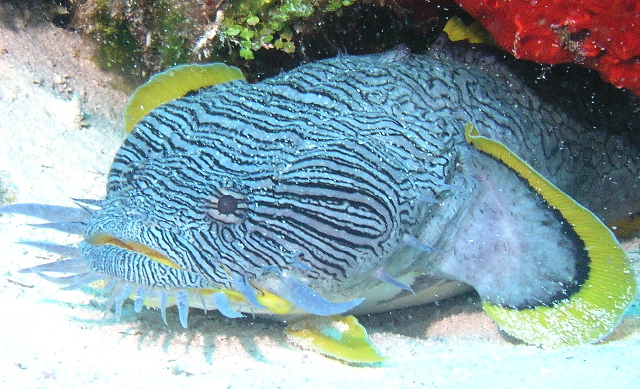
[90,46,458,314]
[5,38,636,356]
[88,41,639,315]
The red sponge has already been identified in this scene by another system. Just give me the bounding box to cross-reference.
[453,0,640,96]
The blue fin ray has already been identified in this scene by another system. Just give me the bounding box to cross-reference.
[157,289,169,325]
[415,194,441,204]
[275,275,364,316]
[18,241,80,258]
[71,198,103,207]
[212,292,244,318]
[175,289,190,328]
[102,281,125,323]
[375,268,415,294]
[133,286,147,313]
[113,283,134,322]
[33,272,94,285]
[19,258,88,273]
[234,276,264,308]
[0,203,92,222]
[28,221,85,235]
[58,272,105,290]
[403,234,438,253]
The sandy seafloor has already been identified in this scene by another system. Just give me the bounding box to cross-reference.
[0,13,639,389]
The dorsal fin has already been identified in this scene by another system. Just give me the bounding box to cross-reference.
[123,63,246,133]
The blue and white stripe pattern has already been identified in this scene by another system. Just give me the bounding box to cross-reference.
[5,38,639,329]
[97,47,454,294]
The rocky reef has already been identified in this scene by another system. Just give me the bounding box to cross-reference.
[452,0,640,97]
[41,0,450,80]
[6,1,639,98]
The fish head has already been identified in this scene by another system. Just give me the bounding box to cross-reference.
[80,91,428,317]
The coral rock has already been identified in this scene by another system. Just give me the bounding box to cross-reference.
[453,0,640,96]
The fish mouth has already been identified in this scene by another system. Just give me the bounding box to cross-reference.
[85,233,183,270]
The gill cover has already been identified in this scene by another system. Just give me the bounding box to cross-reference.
[465,123,636,346]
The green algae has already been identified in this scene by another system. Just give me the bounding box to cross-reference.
[154,2,192,68]
[67,0,441,81]
[87,0,355,72]
[92,0,142,74]
[220,0,355,59]
[90,0,195,75]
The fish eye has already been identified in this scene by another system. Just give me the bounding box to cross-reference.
[204,188,247,224]
[217,194,238,215]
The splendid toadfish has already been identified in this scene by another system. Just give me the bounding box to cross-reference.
[2,36,638,363]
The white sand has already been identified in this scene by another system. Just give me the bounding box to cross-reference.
[0,14,638,389]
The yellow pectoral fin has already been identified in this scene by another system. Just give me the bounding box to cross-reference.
[255,289,296,315]
[286,315,386,364]
[465,122,636,346]
[124,63,246,133]
[213,287,295,315]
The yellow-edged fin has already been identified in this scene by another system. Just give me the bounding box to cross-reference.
[444,16,494,45]
[464,123,636,346]
[123,63,245,133]
[219,287,295,315]
[285,315,385,364]
[254,288,296,315]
